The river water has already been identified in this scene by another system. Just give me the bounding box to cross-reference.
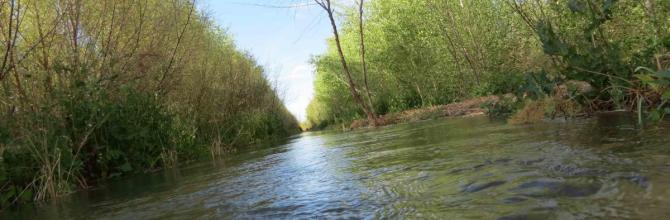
[5,113,670,219]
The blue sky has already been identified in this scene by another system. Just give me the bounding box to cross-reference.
[201,0,332,122]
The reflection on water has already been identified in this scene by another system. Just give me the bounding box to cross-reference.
[5,112,670,219]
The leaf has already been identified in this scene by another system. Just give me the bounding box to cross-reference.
[0,172,6,183]
[635,74,654,84]
[654,70,670,79]
[1,186,16,203]
[119,162,133,172]
[655,79,670,86]
[635,66,656,73]
[648,110,662,122]
[663,91,670,100]
[20,189,33,202]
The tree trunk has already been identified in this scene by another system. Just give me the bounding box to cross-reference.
[315,0,378,126]
[358,0,375,113]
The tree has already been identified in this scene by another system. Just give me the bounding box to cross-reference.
[313,0,378,126]
[357,0,374,113]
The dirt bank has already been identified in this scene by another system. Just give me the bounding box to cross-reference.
[350,95,500,129]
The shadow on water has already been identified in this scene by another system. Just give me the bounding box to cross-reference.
[4,112,670,219]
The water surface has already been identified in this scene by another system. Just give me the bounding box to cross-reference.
[6,113,670,219]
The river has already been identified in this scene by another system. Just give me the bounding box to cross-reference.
[5,112,670,219]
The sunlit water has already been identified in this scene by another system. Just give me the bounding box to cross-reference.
[5,113,670,219]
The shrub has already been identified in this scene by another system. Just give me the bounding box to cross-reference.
[509,100,547,125]
[482,94,522,118]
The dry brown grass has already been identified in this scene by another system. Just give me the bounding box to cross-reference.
[508,100,546,125]
[350,93,589,129]
[350,96,499,129]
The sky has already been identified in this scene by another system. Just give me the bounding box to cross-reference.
[201,0,332,122]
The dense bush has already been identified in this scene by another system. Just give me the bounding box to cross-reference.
[0,0,298,208]
[305,0,670,129]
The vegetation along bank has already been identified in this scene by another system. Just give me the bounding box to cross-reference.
[304,0,670,130]
[0,0,299,208]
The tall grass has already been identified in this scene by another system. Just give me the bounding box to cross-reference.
[0,0,299,209]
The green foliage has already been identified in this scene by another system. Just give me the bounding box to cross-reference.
[0,0,299,208]
[307,0,670,129]
[306,0,538,129]
[534,1,628,90]
[635,67,670,121]
[0,85,198,207]
[65,88,185,178]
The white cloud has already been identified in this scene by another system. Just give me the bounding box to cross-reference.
[282,64,311,80]
[281,64,315,122]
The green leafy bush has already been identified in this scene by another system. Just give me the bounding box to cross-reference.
[635,67,670,121]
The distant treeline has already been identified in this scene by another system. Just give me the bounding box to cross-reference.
[0,0,299,207]
[306,0,670,129]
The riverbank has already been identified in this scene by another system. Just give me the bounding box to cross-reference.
[304,0,669,135]
[349,96,501,129]
[347,92,648,130]
[0,0,300,209]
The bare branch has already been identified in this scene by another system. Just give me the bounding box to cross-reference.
[230,2,317,9]
[159,0,197,93]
